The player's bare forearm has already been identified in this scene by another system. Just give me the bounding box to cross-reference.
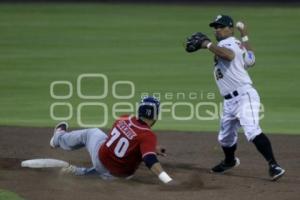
[150,162,164,176]
[242,41,252,51]
[240,31,253,51]
[235,21,256,67]
[205,42,235,61]
[150,162,174,184]
[236,21,253,51]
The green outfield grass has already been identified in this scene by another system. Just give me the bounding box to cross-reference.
[0,3,299,134]
[0,189,24,200]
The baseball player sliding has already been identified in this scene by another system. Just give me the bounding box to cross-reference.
[185,15,285,181]
[50,96,176,185]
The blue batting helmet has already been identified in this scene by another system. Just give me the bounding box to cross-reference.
[138,96,160,120]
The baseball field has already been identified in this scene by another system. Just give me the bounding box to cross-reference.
[0,3,299,200]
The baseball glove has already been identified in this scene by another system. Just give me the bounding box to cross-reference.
[185,32,211,53]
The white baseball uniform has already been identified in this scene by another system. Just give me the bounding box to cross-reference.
[214,36,262,147]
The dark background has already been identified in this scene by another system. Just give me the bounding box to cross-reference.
[0,0,299,5]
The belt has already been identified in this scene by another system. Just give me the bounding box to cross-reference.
[224,90,239,100]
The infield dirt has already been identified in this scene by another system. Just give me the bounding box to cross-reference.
[0,126,299,200]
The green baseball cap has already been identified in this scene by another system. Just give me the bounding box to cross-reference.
[209,15,234,28]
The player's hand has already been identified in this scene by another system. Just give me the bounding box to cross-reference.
[185,32,211,52]
[156,145,167,157]
[236,21,248,36]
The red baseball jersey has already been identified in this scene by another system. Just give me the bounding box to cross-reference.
[99,115,157,177]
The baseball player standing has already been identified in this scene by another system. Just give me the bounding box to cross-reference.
[50,96,176,185]
[185,15,285,181]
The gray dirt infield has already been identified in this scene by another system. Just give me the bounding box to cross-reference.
[0,126,299,200]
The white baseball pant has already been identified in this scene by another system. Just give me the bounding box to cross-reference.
[218,85,263,147]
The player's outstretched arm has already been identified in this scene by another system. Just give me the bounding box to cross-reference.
[143,154,175,185]
[185,32,234,61]
[203,42,235,61]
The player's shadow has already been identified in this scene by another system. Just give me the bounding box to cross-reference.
[131,162,223,191]
[163,162,207,171]
[220,172,270,182]
[164,161,288,183]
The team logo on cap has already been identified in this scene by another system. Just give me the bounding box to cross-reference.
[215,15,222,21]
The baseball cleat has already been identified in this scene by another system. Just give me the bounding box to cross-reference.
[211,157,240,173]
[269,164,285,181]
[50,122,69,148]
